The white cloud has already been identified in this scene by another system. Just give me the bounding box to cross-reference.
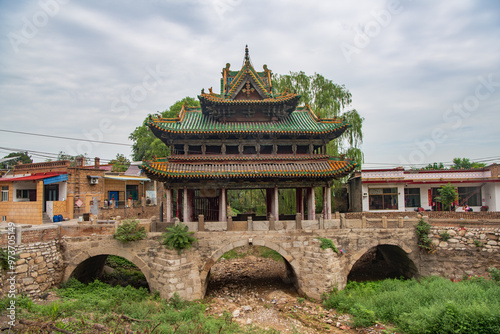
[0,0,498,167]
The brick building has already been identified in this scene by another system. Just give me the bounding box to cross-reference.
[0,158,155,224]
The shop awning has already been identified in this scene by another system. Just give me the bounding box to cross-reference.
[0,172,67,182]
[104,175,151,182]
[44,174,68,185]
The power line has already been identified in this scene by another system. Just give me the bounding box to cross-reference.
[0,129,131,147]
[0,146,115,163]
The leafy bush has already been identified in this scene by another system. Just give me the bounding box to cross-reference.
[317,237,339,253]
[113,219,146,242]
[161,223,197,254]
[415,219,433,251]
[323,276,500,333]
[435,183,458,211]
[16,278,282,334]
[488,267,500,282]
[105,255,136,268]
[0,247,19,271]
[350,303,376,327]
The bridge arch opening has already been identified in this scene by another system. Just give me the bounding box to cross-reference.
[68,254,150,290]
[203,244,300,299]
[348,244,418,282]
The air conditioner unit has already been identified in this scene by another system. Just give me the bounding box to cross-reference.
[88,176,99,185]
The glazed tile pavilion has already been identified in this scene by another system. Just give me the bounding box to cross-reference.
[142,47,357,223]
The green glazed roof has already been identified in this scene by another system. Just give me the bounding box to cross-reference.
[148,108,349,137]
[142,157,357,181]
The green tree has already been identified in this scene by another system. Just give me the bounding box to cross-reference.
[273,72,364,213]
[435,183,458,211]
[109,153,130,172]
[0,151,32,169]
[422,162,445,170]
[54,151,91,166]
[129,97,200,161]
[273,71,364,166]
[452,157,486,169]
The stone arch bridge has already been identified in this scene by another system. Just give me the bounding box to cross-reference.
[63,226,418,300]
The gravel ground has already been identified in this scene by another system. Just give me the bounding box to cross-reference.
[204,247,396,333]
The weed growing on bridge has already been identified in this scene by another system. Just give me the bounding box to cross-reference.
[0,247,19,271]
[323,276,500,333]
[113,219,147,242]
[415,219,433,252]
[439,231,451,241]
[474,239,485,248]
[488,267,500,282]
[161,223,198,254]
[317,238,339,253]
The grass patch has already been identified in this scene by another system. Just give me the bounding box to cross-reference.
[323,276,500,333]
[220,248,248,260]
[219,246,283,262]
[257,247,283,262]
[10,279,280,333]
[106,255,136,268]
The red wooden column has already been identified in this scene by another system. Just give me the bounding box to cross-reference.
[273,186,279,222]
[219,187,227,222]
[307,187,315,220]
[323,186,332,220]
[177,189,182,221]
[165,188,172,223]
[183,188,188,223]
[266,188,273,217]
[296,187,304,220]
[183,188,193,223]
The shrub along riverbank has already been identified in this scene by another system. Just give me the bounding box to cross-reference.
[6,279,279,333]
[323,275,500,333]
[3,271,500,333]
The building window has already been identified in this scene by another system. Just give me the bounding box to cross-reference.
[404,188,421,208]
[458,187,481,206]
[1,186,8,202]
[369,188,398,210]
[126,185,139,201]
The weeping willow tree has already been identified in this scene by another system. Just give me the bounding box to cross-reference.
[273,72,364,213]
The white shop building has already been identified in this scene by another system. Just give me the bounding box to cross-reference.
[348,164,500,212]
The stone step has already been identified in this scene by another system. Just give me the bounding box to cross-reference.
[42,213,52,224]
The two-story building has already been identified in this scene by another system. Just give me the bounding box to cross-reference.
[0,158,155,224]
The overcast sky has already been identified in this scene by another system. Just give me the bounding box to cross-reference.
[1,0,499,168]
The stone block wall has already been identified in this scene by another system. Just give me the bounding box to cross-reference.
[0,239,63,298]
[345,211,500,220]
[417,225,500,280]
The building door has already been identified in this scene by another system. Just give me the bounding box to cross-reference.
[108,191,119,208]
[43,184,59,212]
[431,188,443,211]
